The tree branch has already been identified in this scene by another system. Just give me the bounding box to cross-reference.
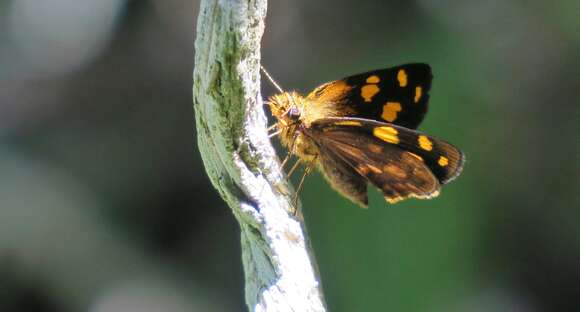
[192,0,327,311]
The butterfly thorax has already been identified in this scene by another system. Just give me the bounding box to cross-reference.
[268,91,336,163]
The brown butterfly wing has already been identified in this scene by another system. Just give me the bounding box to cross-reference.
[317,149,369,207]
[308,122,442,204]
[306,64,432,129]
[312,117,465,184]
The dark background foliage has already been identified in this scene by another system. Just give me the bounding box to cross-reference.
[0,0,578,311]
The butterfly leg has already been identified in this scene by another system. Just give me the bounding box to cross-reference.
[286,158,302,179]
[281,132,300,173]
[268,129,282,138]
[280,151,293,171]
[291,162,314,214]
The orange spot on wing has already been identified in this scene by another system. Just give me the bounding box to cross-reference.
[373,126,399,144]
[366,75,380,83]
[414,86,422,103]
[357,165,370,175]
[340,146,364,158]
[361,84,380,102]
[438,156,449,167]
[308,80,352,102]
[397,69,408,87]
[334,121,362,127]
[384,164,407,178]
[368,143,383,154]
[367,164,383,174]
[406,152,423,161]
[418,135,433,151]
[381,102,402,122]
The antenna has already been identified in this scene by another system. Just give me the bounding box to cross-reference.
[260,65,285,93]
[260,65,299,119]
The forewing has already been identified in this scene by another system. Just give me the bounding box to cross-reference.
[306,63,432,129]
[309,123,442,204]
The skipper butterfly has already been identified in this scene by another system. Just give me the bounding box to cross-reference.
[264,64,464,207]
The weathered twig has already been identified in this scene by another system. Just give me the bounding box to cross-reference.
[192,0,326,311]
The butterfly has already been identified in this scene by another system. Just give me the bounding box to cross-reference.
[264,63,465,207]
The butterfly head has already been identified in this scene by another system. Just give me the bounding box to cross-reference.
[267,92,304,126]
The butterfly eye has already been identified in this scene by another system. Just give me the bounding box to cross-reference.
[288,106,301,121]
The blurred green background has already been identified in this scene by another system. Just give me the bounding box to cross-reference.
[1,0,579,311]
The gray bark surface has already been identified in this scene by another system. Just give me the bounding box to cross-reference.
[193,1,327,311]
